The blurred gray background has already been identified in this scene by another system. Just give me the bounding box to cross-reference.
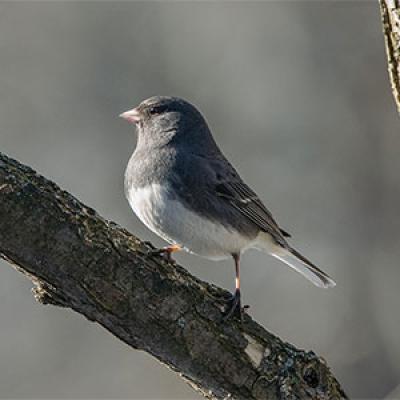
[0,1,399,399]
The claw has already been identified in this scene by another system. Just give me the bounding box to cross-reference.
[148,244,182,263]
[222,289,248,321]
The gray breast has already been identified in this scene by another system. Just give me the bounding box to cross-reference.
[124,146,177,196]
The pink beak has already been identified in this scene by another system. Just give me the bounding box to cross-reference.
[119,107,141,124]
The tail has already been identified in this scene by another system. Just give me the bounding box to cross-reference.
[273,247,336,288]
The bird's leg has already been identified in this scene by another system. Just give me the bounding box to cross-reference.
[149,244,182,263]
[223,253,247,321]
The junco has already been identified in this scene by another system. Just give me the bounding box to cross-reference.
[120,96,335,319]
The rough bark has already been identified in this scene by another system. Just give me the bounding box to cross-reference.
[380,0,400,113]
[0,151,347,400]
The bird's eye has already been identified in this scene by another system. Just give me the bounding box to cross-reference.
[148,104,168,115]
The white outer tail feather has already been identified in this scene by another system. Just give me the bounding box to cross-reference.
[273,249,336,289]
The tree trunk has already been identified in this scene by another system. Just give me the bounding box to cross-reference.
[0,152,347,400]
[380,0,400,113]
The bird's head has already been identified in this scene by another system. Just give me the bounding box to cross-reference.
[120,96,213,149]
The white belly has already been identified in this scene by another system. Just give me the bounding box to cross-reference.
[127,183,254,259]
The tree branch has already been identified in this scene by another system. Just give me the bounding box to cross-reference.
[380,0,400,114]
[0,151,347,400]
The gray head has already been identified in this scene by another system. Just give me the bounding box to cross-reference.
[120,96,218,153]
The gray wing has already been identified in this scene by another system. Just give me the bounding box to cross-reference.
[171,150,290,243]
[214,176,290,245]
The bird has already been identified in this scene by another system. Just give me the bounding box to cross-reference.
[120,96,335,320]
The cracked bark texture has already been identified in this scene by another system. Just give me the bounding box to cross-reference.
[380,0,400,113]
[0,152,347,400]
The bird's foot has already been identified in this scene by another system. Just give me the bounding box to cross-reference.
[222,290,249,322]
[148,244,182,263]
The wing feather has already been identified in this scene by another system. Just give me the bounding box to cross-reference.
[215,179,290,244]
[182,153,291,242]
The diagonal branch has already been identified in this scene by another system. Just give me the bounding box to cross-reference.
[0,151,347,400]
[380,0,400,114]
